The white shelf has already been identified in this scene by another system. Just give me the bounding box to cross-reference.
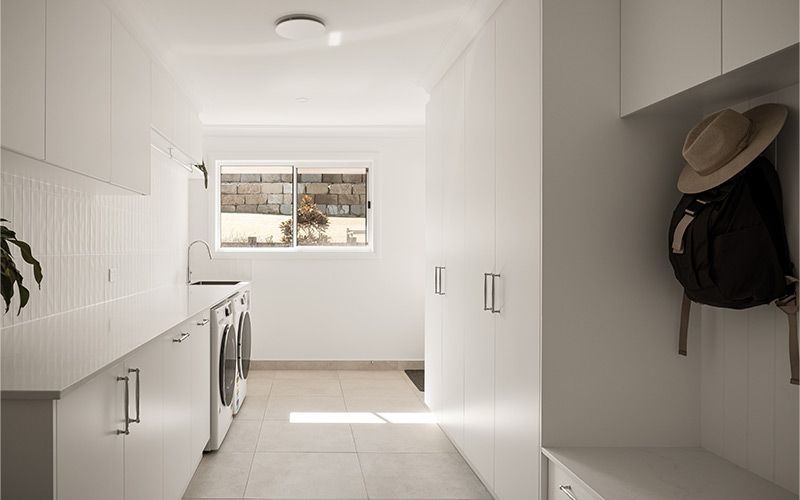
[543,447,796,500]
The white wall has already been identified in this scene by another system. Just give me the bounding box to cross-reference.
[1,149,190,327]
[189,129,426,361]
[541,0,703,447]
[699,84,799,494]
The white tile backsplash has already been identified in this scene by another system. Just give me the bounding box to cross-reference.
[1,149,188,327]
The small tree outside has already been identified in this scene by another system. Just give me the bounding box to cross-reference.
[281,195,330,245]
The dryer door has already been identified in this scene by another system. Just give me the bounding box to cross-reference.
[219,324,237,406]
[238,311,251,379]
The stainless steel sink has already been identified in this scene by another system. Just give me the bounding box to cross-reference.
[189,280,241,286]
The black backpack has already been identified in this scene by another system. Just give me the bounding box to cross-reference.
[668,156,798,384]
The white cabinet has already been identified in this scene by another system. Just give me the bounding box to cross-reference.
[46,0,112,180]
[111,17,152,195]
[462,20,496,487]
[621,0,721,115]
[2,310,215,500]
[722,0,799,72]
[1,0,46,159]
[425,0,542,497]
[439,55,467,449]
[424,83,445,417]
[191,315,211,461]
[547,459,601,500]
[57,363,126,500]
[151,62,178,142]
[493,0,542,497]
[189,112,205,164]
[621,0,798,114]
[151,60,203,164]
[124,340,164,500]
[163,323,194,500]
[175,94,192,156]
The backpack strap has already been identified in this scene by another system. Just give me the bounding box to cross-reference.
[671,198,709,254]
[776,277,799,385]
[679,292,691,356]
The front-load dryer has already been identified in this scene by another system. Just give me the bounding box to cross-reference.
[207,300,236,450]
[231,290,251,414]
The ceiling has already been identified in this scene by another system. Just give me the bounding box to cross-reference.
[113,0,486,127]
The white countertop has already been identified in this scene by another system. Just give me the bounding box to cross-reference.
[543,447,796,500]
[1,282,249,400]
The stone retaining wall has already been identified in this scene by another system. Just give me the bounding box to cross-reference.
[220,173,367,217]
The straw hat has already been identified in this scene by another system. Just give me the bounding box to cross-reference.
[677,103,788,194]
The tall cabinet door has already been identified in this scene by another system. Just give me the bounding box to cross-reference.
[462,20,497,487]
[1,0,46,159]
[424,82,445,417]
[191,314,211,462]
[111,16,151,195]
[124,339,164,500]
[46,0,112,180]
[163,325,193,500]
[494,0,542,498]
[440,56,467,447]
[56,363,125,500]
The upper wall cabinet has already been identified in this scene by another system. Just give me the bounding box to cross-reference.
[151,61,203,164]
[188,112,204,164]
[151,62,179,143]
[722,0,799,72]
[621,0,722,116]
[622,0,800,115]
[111,17,152,195]
[46,0,112,180]
[1,0,46,160]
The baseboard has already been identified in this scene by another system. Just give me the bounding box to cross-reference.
[250,360,424,370]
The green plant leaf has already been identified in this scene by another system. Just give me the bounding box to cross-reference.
[1,263,14,313]
[194,161,208,189]
[1,225,16,240]
[1,220,44,314]
[6,238,43,287]
[16,279,30,315]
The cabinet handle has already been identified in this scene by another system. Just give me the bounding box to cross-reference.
[438,267,446,295]
[483,273,492,311]
[491,274,501,314]
[197,318,209,326]
[117,376,130,435]
[128,368,141,424]
[434,266,440,295]
[559,485,579,500]
[173,332,191,343]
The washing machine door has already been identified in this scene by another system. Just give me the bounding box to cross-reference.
[238,310,251,379]
[219,324,237,406]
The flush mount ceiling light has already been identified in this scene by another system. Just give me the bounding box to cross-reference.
[275,14,326,40]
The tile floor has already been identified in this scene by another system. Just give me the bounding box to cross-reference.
[183,369,491,500]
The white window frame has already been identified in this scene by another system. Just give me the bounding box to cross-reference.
[212,156,378,258]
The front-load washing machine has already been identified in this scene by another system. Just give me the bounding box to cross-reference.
[207,300,236,450]
[231,290,251,414]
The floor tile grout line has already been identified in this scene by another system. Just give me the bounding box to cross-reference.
[240,401,267,497]
[343,373,372,500]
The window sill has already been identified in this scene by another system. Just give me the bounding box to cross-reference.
[211,245,378,260]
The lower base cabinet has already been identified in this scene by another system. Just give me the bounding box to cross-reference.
[56,362,126,500]
[1,311,212,500]
[163,324,194,500]
[125,339,165,500]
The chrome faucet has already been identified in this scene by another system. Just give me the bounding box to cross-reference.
[187,239,213,284]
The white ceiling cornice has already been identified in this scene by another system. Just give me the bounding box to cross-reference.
[203,124,425,139]
[418,0,505,92]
